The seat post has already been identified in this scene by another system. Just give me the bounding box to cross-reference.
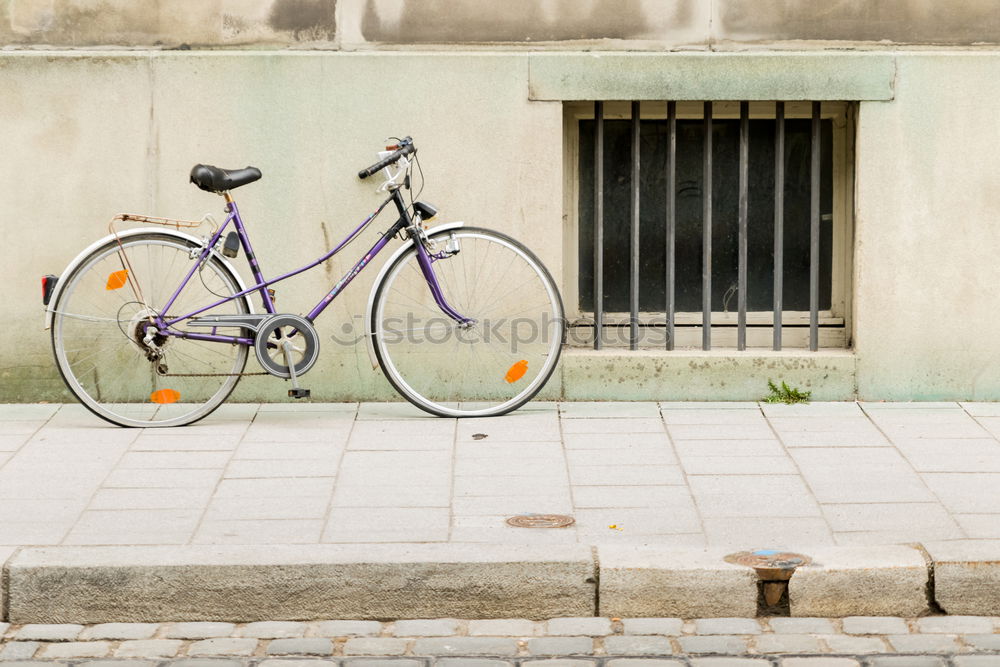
[222,191,234,204]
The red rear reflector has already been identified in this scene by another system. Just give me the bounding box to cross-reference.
[150,389,180,404]
[41,274,58,305]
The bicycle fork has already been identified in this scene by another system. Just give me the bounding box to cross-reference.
[412,229,473,326]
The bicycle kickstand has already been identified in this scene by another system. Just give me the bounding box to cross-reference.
[281,340,311,399]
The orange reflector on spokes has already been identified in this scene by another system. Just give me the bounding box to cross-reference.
[106,270,128,290]
[505,360,528,384]
[150,389,180,404]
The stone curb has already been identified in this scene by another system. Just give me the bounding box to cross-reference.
[598,547,758,618]
[2,543,998,622]
[0,546,18,621]
[3,545,595,623]
[789,546,930,618]
[925,541,1000,616]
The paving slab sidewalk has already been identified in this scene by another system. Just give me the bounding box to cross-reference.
[2,401,1000,621]
[2,401,998,550]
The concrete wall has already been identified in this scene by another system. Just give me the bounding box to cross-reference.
[3,0,1000,49]
[854,55,1000,400]
[0,52,562,401]
[4,49,1000,401]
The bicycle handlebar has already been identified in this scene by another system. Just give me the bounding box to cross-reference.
[357,137,416,180]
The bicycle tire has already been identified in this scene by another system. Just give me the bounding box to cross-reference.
[50,232,250,428]
[371,226,564,417]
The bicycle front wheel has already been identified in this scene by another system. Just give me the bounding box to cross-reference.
[51,233,250,427]
[371,227,564,417]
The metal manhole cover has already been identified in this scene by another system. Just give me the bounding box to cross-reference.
[506,514,575,528]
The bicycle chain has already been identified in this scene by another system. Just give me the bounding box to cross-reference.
[154,363,269,378]
[148,331,270,378]
[156,371,270,378]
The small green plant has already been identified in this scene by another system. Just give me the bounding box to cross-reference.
[764,379,812,404]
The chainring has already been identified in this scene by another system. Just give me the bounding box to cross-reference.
[254,314,320,379]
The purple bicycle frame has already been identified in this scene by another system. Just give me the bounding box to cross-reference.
[152,188,469,346]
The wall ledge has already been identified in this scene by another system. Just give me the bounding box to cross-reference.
[559,348,857,401]
[528,52,896,101]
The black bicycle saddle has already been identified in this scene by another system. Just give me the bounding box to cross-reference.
[190,164,262,193]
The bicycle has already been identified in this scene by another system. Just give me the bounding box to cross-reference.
[43,137,565,427]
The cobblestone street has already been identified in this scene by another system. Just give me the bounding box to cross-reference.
[2,616,1000,665]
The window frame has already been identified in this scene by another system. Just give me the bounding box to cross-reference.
[561,100,856,349]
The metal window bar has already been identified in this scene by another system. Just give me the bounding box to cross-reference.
[810,101,821,352]
[702,101,713,351]
[665,100,677,351]
[737,101,749,351]
[586,99,827,352]
[774,101,785,351]
[630,101,641,351]
[593,101,604,351]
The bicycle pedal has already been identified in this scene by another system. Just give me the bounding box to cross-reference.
[288,388,311,399]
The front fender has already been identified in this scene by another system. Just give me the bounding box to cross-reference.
[364,221,465,369]
[44,227,254,330]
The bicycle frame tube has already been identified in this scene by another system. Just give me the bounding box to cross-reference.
[159,196,395,331]
[156,198,275,320]
[231,199,278,313]
[157,188,470,343]
[157,213,233,319]
[305,228,396,321]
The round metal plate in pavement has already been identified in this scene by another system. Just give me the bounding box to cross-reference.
[506,514,575,528]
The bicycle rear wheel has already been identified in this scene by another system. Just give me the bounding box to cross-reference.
[51,233,250,427]
[371,227,563,417]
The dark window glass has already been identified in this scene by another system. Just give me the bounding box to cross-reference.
[578,116,833,313]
